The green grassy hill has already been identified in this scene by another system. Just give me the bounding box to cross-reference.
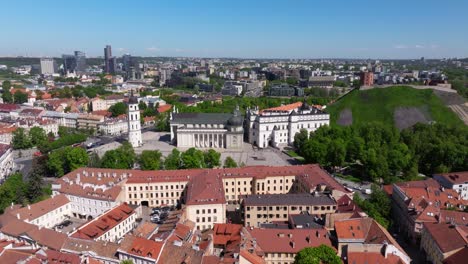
[326,86,463,128]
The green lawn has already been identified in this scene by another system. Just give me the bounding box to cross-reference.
[326,86,463,127]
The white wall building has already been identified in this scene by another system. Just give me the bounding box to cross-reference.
[434,172,468,200]
[100,118,128,136]
[12,194,71,229]
[127,91,142,148]
[70,203,139,242]
[246,102,330,148]
[0,143,14,183]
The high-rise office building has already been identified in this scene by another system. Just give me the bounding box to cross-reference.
[62,54,77,74]
[104,45,113,73]
[74,51,87,73]
[40,58,57,75]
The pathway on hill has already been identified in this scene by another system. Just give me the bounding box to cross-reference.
[433,90,468,125]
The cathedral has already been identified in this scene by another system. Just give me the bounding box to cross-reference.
[169,106,244,149]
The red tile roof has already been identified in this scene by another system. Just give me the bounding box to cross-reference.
[157,104,172,113]
[0,104,21,112]
[263,102,302,112]
[335,218,406,255]
[347,251,404,264]
[12,194,69,222]
[436,171,468,185]
[185,172,226,205]
[248,227,332,253]
[443,247,468,264]
[71,203,135,240]
[118,235,165,261]
[239,249,266,264]
[213,224,243,246]
[423,223,468,253]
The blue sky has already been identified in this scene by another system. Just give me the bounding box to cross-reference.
[1,0,467,59]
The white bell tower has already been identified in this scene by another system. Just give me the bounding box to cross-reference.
[127,90,142,148]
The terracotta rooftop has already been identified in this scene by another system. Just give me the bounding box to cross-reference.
[336,194,363,213]
[423,223,468,253]
[157,104,172,113]
[12,194,69,222]
[239,249,266,264]
[243,193,336,206]
[158,242,204,264]
[185,172,226,205]
[70,203,135,240]
[263,102,303,112]
[347,251,404,264]
[436,171,468,185]
[62,237,119,260]
[443,247,468,264]
[0,143,11,155]
[118,235,165,261]
[248,227,332,253]
[0,103,21,112]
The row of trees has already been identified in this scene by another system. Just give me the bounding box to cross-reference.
[295,122,467,183]
[12,126,87,153]
[96,144,238,170]
[353,185,392,228]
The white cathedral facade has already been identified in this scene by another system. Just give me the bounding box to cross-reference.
[246,101,330,148]
[127,91,142,148]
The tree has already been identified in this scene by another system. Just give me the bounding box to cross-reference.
[0,173,29,213]
[204,149,221,168]
[294,244,341,264]
[109,102,127,117]
[164,149,181,170]
[88,151,101,167]
[47,147,88,177]
[2,81,12,103]
[12,128,32,149]
[100,143,136,169]
[294,129,309,154]
[181,148,205,169]
[13,90,28,104]
[139,150,162,170]
[29,127,47,146]
[27,155,48,200]
[224,156,238,168]
[65,147,89,172]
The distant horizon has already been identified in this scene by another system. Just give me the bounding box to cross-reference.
[0,54,466,61]
[1,0,468,59]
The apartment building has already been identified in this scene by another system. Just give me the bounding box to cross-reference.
[388,179,468,243]
[54,165,349,230]
[70,203,138,243]
[9,194,70,229]
[335,218,411,264]
[247,228,333,264]
[434,171,468,200]
[420,222,468,264]
[243,193,336,227]
[117,235,165,264]
[52,168,128,218]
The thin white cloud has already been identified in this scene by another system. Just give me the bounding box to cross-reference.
[415,45,425,49]
[146,46,161,52]
[430,44,439,49]
[118,47,126,52]
[174,48,186,53]
[394,44,408,49]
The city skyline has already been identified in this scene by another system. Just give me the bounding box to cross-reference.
[1,0,468,59]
